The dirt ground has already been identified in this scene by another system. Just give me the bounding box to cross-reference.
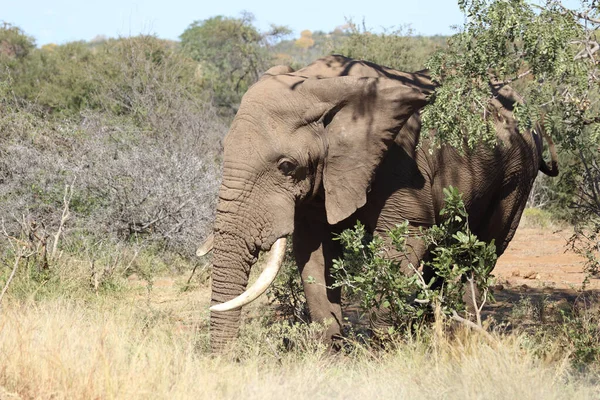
[495,226,597,290]
[487,225,599,322]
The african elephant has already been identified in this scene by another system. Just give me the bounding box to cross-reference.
[205,55,558,352]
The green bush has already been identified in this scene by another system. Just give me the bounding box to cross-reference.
[331,20,446,71]
[331,187,497,335]
[0,29,205,119]
[521,208,556,228]
[180,13,289,112]
[0,22,35,60]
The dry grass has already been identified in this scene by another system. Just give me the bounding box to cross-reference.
[519,208,567,230]
[1,293,598,400]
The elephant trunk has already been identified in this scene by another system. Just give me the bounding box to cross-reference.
[209,169,288,351]
[210,237,286,312]
[210,231,255,352]
[210,231,287,351]
[209,142,296,351]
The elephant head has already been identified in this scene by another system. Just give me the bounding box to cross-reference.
[208,55,431,352]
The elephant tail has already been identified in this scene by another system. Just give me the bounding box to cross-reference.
[536,121,559,177]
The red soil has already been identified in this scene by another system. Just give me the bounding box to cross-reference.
[495,226,598,290]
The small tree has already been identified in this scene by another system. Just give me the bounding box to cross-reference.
[179,13,290,112]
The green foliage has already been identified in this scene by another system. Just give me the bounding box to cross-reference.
[331,187,497,333]
[179,13,290,111]
[422,0,589,148]
[91,36,205,125]
[423,187,498,311]
[21,42,96,113]
[0,35,97,114]
[0,22,35,60]
[560,302,600,371]
[332,20,446,72]
[423,0,600,281]
[521,207,556,228]
[0,33,205,119]
[332,220,427,332]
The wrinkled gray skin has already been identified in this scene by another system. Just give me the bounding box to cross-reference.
[209,55,558,352]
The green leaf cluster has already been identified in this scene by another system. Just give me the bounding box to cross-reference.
[331,186,497,333]
[179,13,290,112]
[423,0,600,280]
[423,187,498,313]
[422,0,591,150]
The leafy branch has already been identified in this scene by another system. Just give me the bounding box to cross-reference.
[331,187,497,337]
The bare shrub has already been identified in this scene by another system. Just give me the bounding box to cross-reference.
[0,36,227,259]
[77,107,225,255]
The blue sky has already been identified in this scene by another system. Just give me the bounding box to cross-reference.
[2,0,467,45]
[1,0,585,46]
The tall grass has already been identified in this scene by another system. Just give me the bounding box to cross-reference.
[1,295,598,399]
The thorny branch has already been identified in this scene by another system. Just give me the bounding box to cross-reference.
[573,40,600,60]
[450,310,495,343]
[128,194,197,235]
[468,274,487,328]
[0,248,21,307]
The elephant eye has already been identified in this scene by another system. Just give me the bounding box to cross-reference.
[278,159,297,176]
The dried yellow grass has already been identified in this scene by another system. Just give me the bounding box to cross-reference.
[0,296,598,400]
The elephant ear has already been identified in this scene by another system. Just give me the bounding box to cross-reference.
[301,76,428,225]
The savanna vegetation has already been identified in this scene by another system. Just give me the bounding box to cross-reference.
[0,1,599,398]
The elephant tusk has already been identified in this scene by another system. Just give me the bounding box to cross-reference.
[210,237,287,312]
[196,234,214,257]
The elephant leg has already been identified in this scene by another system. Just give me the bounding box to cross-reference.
[463,182,530,316]
[293,214,343,344]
